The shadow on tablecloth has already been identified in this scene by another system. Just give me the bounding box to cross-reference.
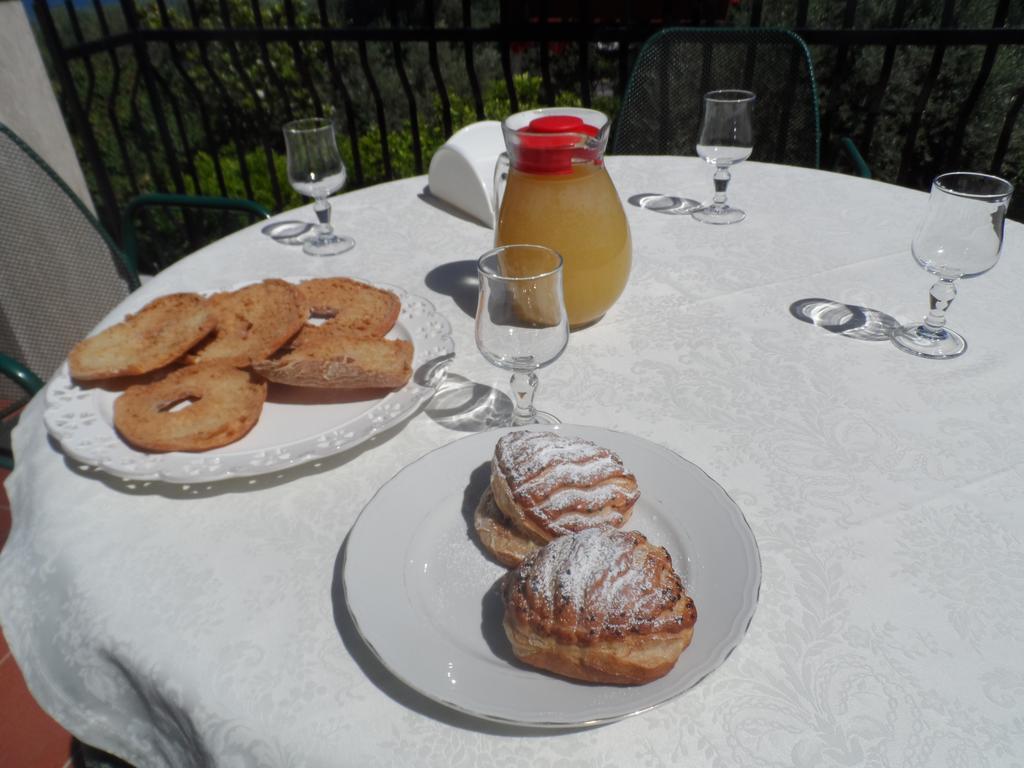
[50,414,418,500]
[424,259,478,320]
[789,298,899,342]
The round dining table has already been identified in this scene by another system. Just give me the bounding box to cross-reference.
[2,156,1023,767]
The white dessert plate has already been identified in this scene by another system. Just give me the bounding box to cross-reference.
[43,278,454,483]
[343,424,761,727]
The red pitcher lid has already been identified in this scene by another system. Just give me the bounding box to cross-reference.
[515,115,600,174]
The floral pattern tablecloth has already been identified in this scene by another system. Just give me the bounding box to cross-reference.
[2,157,1022,767]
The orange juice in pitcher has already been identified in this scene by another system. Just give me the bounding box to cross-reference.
[494,109,631,329]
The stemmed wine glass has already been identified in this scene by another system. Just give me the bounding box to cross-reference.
[476,244,569,426]
[282,117,355,256]
[891,171,1013,359]
[693,90,755,225]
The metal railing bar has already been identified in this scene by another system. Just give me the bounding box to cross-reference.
[820,0,859,167]
[33,0,120,235]
[150,62,199,193]
[461,0,484,119]
[749,0,764,27]
[103,58,141,198]
[63,0,98,118]
[991,84,1023,175]
[796,28,1024,46]
[777,44,802,165]
[62,0,86,45]
[858,0,908,161]
[127,65,167,194]
[92,0,111,38]
[94,2,141,199]
[155,0,229,197]
[498,0,519,113]
[212,0,283,208]
[184,0,256,201]
[283,0,324,119]
[537,0,553,106]
[315,0,363,186]
[795,0,809,27]
[54,25,1024,59]
[945,0,1009,170]
[388,2,423,175]
[578,0,591,107]
[897,0,956,185]
[424,0,452,139]
[250,0,297,125]
[357,38,393,179]
[122,0,186,197]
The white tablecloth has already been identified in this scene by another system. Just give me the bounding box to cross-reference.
[3,157,1023,766]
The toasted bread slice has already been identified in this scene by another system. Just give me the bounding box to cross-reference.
[68,293,215,381]
[113,363,267,452]
[253,334,413,389]
[296,277,401,338]
[187,279,308,367]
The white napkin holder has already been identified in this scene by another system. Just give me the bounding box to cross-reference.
[427,121,504,228]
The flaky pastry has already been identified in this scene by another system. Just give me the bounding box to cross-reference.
[490,430,640,544]
[502,527,697,685]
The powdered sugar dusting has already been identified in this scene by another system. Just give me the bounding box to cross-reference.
[497,431,612,487]
[519,455,623,497]
[495,431,640,531]
[529,528,652,619]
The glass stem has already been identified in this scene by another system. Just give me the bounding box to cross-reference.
[922,278,957,336]
[509,370,538,425]
[711,166,731,210]
[313,196,333,237]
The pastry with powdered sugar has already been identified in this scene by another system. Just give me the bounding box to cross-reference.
[501,527,697,684]
[475,430,641,567]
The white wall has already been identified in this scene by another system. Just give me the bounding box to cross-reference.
[0,0,95,212]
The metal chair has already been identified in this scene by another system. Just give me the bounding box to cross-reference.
[612,27,870,176]
[0,122,267,467]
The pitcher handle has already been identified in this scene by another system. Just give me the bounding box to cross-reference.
[492,151,509,231]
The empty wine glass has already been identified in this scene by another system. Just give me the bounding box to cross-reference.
[282,117,355,256]
[891,172,1013,359]
[693,90,755,225]
[476,244,569,426]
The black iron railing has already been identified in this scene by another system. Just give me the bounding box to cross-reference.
[31,0,1024,271]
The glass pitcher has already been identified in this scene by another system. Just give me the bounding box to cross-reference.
[494,108,631,329]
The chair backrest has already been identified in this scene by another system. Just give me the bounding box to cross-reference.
[611,27,821,168]
[0,122,139,401]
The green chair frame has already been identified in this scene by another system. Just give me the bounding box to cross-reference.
[612,27,870,177]
[121,193,270,273]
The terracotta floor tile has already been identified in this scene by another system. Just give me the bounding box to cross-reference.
[0,637,73,768]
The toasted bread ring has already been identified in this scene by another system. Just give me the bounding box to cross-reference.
[187,279,308,367]
[296,277,401,338]
[114,364,267,452]
[68,293,215,381]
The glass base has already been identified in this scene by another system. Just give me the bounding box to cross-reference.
[637,195,703,215]
[510,410,560,427]
[303,234,355,256]
[693,204,745,224]
[891,323,967,359]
